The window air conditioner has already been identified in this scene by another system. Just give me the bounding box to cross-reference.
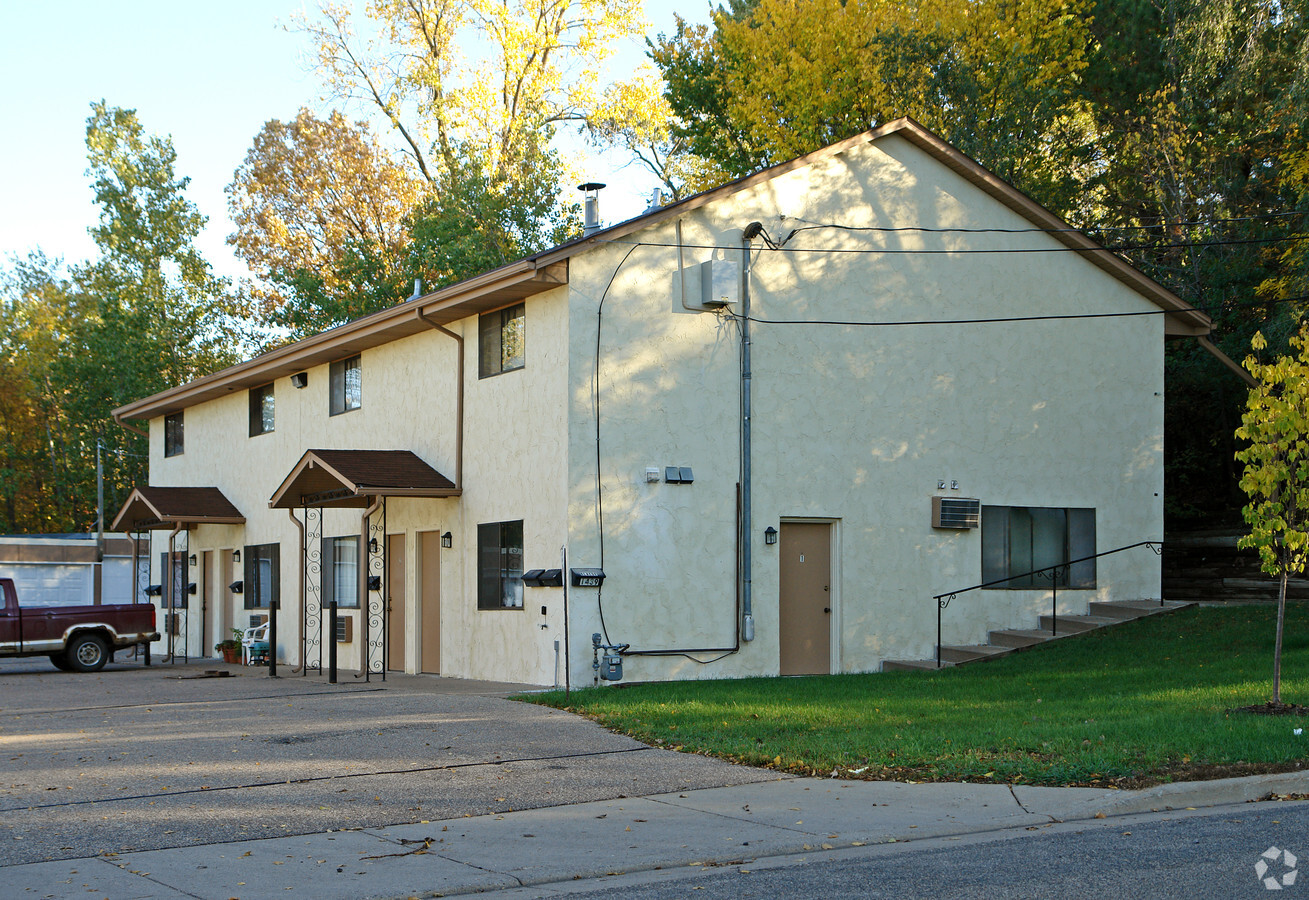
[932,497,981,529]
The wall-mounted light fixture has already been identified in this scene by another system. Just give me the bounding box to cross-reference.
[764,526,778,545]
[233,549,241,563]
[188,553,197,566]
[441,531,453,549]
[290,372,308,389]
[368,537,379,554]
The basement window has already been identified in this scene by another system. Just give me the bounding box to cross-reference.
[981,506,1096,589]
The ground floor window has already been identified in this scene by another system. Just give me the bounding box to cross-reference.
[323,535,360,609]
[159,551,187,608]
[478,520,523,609]
[243,543,280,609]
[981,506,1096,588]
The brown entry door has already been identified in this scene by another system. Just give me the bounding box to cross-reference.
[387,535,406,672]
[778,522,832,676]
[419,531,441,674]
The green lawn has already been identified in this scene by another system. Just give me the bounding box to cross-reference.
[526,605,1309,787]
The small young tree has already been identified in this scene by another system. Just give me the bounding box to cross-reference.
[1235,330,1309,705]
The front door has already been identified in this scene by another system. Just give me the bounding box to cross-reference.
[387,535,406,672]
[778,522,832,676]
[419,531,441,674]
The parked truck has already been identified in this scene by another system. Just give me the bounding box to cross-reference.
[0,577,159,672]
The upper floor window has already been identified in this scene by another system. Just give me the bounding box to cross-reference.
[249,384,275,436]
[479,303,525,378]
[330,355,362,415]
[164,412,184,457]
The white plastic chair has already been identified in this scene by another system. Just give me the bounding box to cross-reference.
[241,622,270,665]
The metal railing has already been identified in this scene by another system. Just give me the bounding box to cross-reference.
[933,540,1164,668]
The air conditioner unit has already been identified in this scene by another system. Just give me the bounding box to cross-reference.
[249,614,268,628]
[335,616,353,643]
[164,612,183,635]
[932,496,981,529]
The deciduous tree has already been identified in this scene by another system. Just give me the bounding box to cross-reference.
[1235,330,1309,704]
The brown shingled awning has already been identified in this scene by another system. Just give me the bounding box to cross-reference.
[111,486,246,532]
[269,449,460,509]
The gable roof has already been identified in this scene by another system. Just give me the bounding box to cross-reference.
[113,117,1210,424]
[111,486,245,532]
[268,449,459,509]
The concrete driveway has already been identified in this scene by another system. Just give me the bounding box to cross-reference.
[0,657,777,867]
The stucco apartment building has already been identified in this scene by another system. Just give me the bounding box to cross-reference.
[111,118,1215,686]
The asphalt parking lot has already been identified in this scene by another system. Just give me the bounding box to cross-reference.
[0,656,775,867]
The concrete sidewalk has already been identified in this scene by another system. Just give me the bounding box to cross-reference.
[7,770,1307,900]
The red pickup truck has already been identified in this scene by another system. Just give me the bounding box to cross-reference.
[0,577,159,672]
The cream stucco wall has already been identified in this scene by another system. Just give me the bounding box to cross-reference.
[137,131,1170,687]
[143,289,572,685]
[563,133,1165,683]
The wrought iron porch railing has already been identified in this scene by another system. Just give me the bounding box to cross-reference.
[933,540,1165,669]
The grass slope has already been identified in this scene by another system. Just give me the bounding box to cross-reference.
[527,605,1309,787]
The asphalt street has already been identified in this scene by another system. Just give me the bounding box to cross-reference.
[0,656,776,866]
[512,800,1309,899]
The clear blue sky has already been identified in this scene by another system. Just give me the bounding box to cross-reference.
[0,0,707,282]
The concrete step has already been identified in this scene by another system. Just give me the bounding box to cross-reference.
[988,628,1059,649]
[938,644,1014,664]
[1091,599,1195,618]
[881,658,952,672]
[1037,613,1120,634]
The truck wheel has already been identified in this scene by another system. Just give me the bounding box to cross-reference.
[66,634,109,673]
[49,654,72,671]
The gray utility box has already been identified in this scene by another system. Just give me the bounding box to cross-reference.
[600,653,623,681]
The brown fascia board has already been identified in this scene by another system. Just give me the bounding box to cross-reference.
[113,260,568,422]
[539,117,1211,337]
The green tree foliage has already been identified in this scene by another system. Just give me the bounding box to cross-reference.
[0,103,243,533]
[1235,330,1309,703]
[655,0,1309,527]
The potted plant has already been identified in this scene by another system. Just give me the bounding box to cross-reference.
[215,628,243,664]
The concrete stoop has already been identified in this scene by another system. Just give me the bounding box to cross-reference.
[880,599,1194,672]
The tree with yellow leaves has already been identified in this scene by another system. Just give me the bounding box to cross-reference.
[226,108,421,320]
[1236,329,1309,705]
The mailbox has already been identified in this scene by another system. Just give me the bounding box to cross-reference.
[521,569,545,587]
[570,568,606,587]
[538,568,563,587]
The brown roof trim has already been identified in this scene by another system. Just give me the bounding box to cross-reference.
[111,486,245,532]
[538,117,1210,336]
[112,261,568,421]
[113,118,1207,422]
[268,449,460,509]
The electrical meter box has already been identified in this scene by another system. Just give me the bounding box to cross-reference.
[600,653,623,681]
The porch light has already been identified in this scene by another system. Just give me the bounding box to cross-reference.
[441,531,453,549]
[188,553,197,566]
[764,526,778,545]
[233,549,241,563]
[368,537,379,554]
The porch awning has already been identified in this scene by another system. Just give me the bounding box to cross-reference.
[111,486,246,532]
[268,449,459,509]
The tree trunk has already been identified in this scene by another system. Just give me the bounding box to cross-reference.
[1274,567,1288,704]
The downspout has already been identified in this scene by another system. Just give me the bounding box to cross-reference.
[287,508,306,674]
[358,494,383,677]
[163,523,182,662]
[740,223,763,642]
[416,307,464,489]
